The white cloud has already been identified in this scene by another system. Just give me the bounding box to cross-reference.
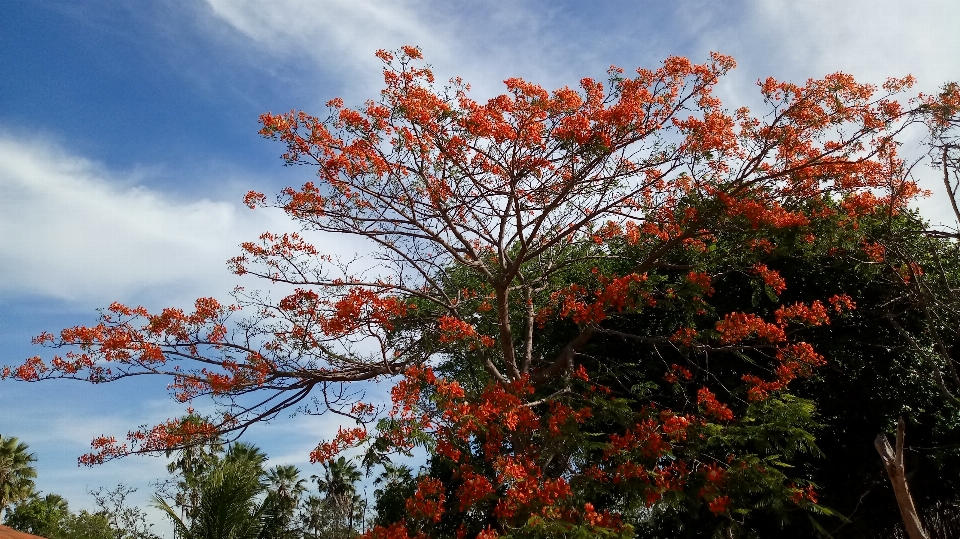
[204,0,446,87]
[0,133,301,307]
[0,129,389,499]
[743,0,960,84]
[692,0,960,224]
[199,0,960,107]
[200,0,610,101]
[689,0,960,103]
[0,131,383,532]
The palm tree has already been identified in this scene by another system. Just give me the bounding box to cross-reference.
[315,457,361,505]
[0,434,37,520]
[265,465,307,505]
[260,465,306,539]
[162,418,224,524]
[223,443,267,469]
[155,442,268,539]
[298,495,325,539]
[312,457,364,539]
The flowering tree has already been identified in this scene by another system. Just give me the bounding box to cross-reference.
[2,47,937,536]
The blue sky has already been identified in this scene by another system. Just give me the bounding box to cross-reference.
[2,0,960,530]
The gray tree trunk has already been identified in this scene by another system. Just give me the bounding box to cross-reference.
[875,418,929,539]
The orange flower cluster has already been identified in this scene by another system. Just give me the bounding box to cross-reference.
[774,300,831,327]
[828,294,856,313]
[790,484,820,505]
[309,426,368,464]
[581,503,620,528]
[720,196,811,230]
[663,363,694,383]
[606,417,671,458]
[550,273,649,325]
[686,271,715,296]
[79,414,220,466]
[698,463,729,514]
[715,313,786,344]
[436,316,495,350]
[456,470,495,511]
[3,298,235,389]
[406,477,446,523]
[437,315,477,342]
[697,387,735,421]
[740,342,827,401]
[751,263,787,294]
[708,496,732,515]
[669,328,699,348]
[862,241,886,263]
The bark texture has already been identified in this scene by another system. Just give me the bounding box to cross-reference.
[875,418,929,539]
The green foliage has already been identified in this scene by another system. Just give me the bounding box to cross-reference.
[4,494,71,538]
[4,493,114,539]
[65,511,116,539]
[261,465,308,539]
[155,442,271,539]
[302,456,366,539]
[159,415,226,525]
[501,517,636,539]
[156,440,365,539]
[785,247,960,536]
[370,463,414,530]
[89,484,161,539]
[0,434,37,520]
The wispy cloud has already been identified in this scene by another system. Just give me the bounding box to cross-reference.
[0,128,381,529]
[688,0,960,102]
[200,0,665,100]
[204,0,448,92]
[744,0,960,84]
[0,132,302,308]
[200,0,960,115]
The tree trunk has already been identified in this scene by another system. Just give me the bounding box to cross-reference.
[875,418,929,539]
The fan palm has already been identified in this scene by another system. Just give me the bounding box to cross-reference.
[299,495,326,539]
[0,434,37,520]
[223,443,267,469]
[312,457,364,538]
[265,465,306,504]
[315,457,361,503]
[260,465,306,539]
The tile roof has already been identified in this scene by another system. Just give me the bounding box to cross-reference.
[0,525,47,539]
